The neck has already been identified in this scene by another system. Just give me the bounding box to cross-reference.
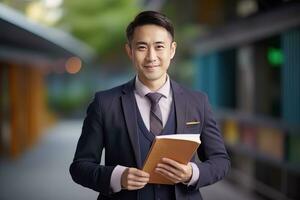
[139,74,167,91]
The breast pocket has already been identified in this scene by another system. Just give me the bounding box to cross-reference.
[185,122,201,134]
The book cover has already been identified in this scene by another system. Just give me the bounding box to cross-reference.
[142,134,201,184]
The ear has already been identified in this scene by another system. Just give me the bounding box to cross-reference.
[170,41,177,59]
[125,43,132,59]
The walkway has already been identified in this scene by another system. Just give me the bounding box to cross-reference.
[0,120,263,200]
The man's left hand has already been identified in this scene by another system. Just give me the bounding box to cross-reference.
[155,158,192,184]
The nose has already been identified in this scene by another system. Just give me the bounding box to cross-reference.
[146,47,157,62]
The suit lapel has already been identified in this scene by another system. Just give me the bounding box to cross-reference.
[121,79,142,168]
[120,79,187,167]
[171,80,187,134]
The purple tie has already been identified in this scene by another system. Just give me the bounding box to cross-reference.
[146,92,163,135]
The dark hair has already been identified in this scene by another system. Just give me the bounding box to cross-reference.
[126,11,174,43]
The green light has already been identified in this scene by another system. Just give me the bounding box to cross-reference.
[267,48,283,67]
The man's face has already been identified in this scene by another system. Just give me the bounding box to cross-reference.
[126,24,176,85]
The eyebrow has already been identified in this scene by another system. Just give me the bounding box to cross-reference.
[135,41,165,46]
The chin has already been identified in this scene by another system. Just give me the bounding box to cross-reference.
[145,74,164,81]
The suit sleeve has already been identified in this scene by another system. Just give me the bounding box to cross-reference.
[191,94,231,190]
[69,94,114,196]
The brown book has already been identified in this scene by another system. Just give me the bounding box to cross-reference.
[142,134,201,185]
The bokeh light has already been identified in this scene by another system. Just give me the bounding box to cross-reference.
[65,57,82,74]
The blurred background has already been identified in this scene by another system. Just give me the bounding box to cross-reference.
[0,0,299,199]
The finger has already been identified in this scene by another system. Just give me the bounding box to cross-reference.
[127,180,148,187]
[155,168,180,183]
[161,158,185,171]
[127,184,147,190]
[123,178,148,190]
[128,175,149,183]
[129,168,150,178]
[157,163,182,177]
[156,166,181,180]
[134,177,150,183]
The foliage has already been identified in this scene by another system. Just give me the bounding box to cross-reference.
[60,0,140,60]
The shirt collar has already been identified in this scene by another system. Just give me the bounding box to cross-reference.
[135,75,170,98]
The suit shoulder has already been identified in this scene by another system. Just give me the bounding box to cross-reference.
[177,83,207,100]
[91,81,130,108]
[94,84,123,99]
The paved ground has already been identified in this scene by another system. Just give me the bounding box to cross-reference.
[0,120,263,200]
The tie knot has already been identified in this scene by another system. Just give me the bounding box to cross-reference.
[146,92,163,105]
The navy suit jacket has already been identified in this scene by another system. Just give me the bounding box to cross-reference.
[70,78,230,200]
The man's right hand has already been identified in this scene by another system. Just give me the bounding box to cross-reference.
[121,168,150,190]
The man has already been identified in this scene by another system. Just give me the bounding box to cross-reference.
[70,11,230,200]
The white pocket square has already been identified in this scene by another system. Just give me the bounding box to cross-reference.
[186,121,200,125]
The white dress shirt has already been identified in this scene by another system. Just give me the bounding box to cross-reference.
[134,75,173,130]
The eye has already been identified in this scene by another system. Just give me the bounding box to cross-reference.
[137,45,147,51]
[156,45,165,50]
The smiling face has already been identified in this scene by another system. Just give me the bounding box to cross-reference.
[126,24,176,88]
